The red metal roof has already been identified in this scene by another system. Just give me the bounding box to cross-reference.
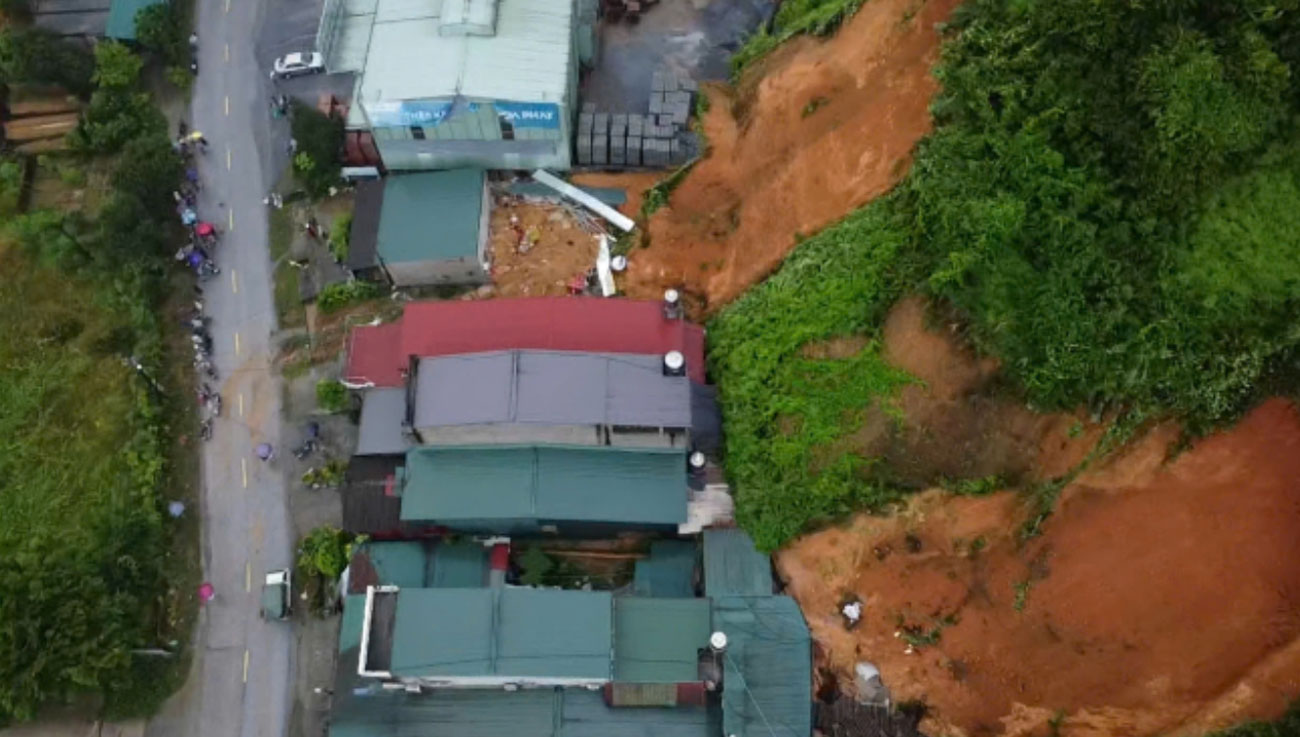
[344,297,706,387]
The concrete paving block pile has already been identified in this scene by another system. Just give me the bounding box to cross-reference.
[577,67,699,168]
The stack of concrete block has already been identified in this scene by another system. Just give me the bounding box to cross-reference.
[575,68,698,168]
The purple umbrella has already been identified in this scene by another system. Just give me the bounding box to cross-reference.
[256,443,274,461]
[198,582,215,603]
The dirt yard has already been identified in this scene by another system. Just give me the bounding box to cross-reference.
[488,196,602,298]
[616,0,962,311]
[776,299,1300,737]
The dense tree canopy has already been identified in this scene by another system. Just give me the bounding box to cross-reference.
[710,0,1300,549]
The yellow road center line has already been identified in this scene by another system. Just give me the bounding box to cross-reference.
[224,0,229,12]
[224,44,229,62]
[224,96,229,116]
[228,208,234,231]
[245,562,251,592]
[231,268,238,293]
[234,331,241,356]
[226,147,232,170]
[242,650,249,683]
[238,392,245,417]
[241,458,248,488]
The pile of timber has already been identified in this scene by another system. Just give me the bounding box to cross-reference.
[4,90,82,153]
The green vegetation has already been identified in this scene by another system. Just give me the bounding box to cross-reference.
[329,212,352,263]
[296,526,360,615]
[1203,702,1300,737]
[0,27,95,95]
[0,30,195,721]
[70,42,166,153]
[711,0,1300,550]
[315,379,347,413]
[290,101,344,198]
[316,279,380,313]
[134,0,192,88]
[267,204,303,328]
[731,0,864,76]
[301,458,347,489]
[1011,580,1032,612]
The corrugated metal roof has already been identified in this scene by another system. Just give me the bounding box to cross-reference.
[388,587,613,680]
[612,597,709,683]
[329,685,717,737]
[339,594,368,653]
[354,541,428,590]
[428,542,489,587]
[356,387,412,455]
[713,596,813,737]
[703,529,773,598]
[341,455,404,536]
[413,351,692,430]
[346,178,384,271]
[400,445,687,527]
[357,0,572,107]
[634,540,698,598]
[104,0,161,38]
[345,297,708,388]
[438,0,496,35]
[376,170,484,265]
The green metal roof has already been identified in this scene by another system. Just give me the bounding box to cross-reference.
[389,587,613,680]
[339,594,368,653]
[713,596,812,737]
[634,540,697,598]
[377,169,484,265]
[329,685,717,737]
[105,0,162,39]
[360,541,428,588]
[612,597,710,683]
[400,445,687,527]
[703,529,772,597]
[428,542,489,588]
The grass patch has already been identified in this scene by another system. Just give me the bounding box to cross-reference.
[268,206,304,329]
[731,0,865,77]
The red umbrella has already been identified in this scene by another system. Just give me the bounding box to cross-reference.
[196,222,215,237]
[198,582,215,603]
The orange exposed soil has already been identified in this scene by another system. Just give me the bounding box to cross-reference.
[618,0,961,311]
[778,309,1300,737]
[488,198,601,298]
[841,297,1105,489]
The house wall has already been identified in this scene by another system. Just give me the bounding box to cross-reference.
[382,255,488,288]
[369,97,572,171]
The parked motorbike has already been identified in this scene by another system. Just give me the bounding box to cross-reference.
[200,417,214,441]
[208,392,222,417]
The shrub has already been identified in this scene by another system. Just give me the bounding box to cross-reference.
[91,41,142,89]
[290,102,344,198]
[315,379,347,413]
[316,280,380,313]
[0,28,95,96]
[296,526,356,581]
[329,212,352,263]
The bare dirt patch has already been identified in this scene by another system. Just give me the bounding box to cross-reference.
[841,297,1102,490]
[488,197,602,298]
[618,0,963,311]
[778,398,1300,737]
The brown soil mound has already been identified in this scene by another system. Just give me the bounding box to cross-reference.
[619,0,961,311]
[488,198,600,298]
[778,397,1300,737]
[840,297,1104,489]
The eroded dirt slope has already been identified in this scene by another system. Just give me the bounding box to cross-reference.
[777,304,1300,737]
[620,0,961,310]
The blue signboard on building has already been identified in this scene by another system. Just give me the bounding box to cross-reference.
[367,100,453,127]
[494,102,561,129]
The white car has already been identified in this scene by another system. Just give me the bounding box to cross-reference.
[271,52,325,79]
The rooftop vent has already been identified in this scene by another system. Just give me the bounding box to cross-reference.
[663,350,685,376]
[663,288,682,319]
[439,0,497,37]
